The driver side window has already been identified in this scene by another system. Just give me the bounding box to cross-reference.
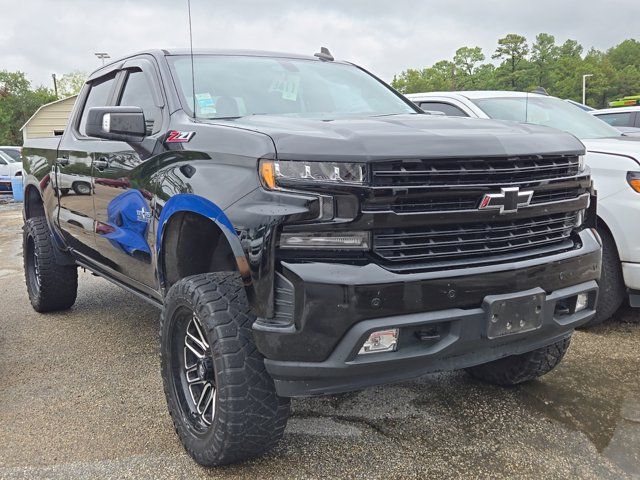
[118,70,161,135]
[78,75,116,136]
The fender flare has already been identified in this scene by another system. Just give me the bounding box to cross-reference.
[155,193,249,283]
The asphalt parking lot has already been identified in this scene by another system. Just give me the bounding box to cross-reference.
[0,203,639,479]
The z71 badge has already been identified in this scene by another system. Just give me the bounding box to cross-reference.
[166,130,195,143]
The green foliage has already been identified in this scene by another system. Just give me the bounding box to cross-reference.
[57,71,87,97]
[0,71,57,145]
[393,34,640,108]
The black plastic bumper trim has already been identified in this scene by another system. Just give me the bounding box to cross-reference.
[265,280,598,397]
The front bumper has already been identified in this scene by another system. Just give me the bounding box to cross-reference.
[622,262,640,290]
[253,229,601,397]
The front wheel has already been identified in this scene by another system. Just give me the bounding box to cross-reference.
[160,272,290,466]
[465,336,571,386]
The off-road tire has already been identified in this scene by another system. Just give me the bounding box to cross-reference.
[465,336,571,386]
[160,272,290,467]
[580,229,625,328]
[23,217,78,312]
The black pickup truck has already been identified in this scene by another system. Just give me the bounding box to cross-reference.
[22,48,601,466]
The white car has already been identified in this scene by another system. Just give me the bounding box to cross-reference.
[407,91,640,326]
[0,146,22,162]
[589,106,640,136]
[0,150,23,177]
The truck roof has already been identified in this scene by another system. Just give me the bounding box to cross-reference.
[88,48,341,80]
[407,91,548,101]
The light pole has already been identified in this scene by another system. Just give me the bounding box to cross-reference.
[582,74,593,106]
[94,52,110,66]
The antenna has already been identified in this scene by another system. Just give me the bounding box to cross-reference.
[314,47,334,62]
[187,0,196,119]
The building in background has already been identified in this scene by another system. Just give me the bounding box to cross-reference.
[20,95,78,142]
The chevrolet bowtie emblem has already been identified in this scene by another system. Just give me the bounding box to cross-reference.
[479,187,533,214]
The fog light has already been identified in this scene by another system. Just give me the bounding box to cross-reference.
[575,293,589,312]
[358,329,399,355]
[279,231,370,250]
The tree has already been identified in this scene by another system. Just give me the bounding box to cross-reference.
[492,34,530,88]
[453,46,485,89]
[392,35,640,107]
[57,71,87,97]
[0,71,56,145]
[606,39,640,71]
[454,46,485,76]
[530,33,558,87]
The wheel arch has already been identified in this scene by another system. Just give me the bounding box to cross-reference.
[596,214,622,259]
[24,183,45,219]
[157,194,250,294]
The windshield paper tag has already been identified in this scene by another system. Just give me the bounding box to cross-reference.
[195,93,216,115]
[269,75,300,101]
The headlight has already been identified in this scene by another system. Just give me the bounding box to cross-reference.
[260,159,366,190]
[627,171,640,193]
[578,155,586,172]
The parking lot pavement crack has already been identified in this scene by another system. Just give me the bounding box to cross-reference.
[291,411,392,439]
[289,410,426,463]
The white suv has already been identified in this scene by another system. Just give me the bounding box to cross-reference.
[407,91,640,327]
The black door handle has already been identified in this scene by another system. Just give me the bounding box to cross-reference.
[57,155,70,166]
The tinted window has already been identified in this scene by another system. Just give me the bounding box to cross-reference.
[118,70,162,134]
[595,112,634,127]
[420,101,468,117]
[168,55,416,120]
[79,75,116,135]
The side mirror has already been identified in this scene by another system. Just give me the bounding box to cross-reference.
[85,106,146,142]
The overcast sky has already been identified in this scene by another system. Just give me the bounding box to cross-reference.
[1,0,638,88]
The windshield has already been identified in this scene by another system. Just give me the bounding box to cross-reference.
[0,150,18,162]
[168,55,416,120]
[0,151,16,164]
[472,96,622,140]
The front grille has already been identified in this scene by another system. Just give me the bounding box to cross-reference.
[363,187,585,213]
[373,212,578,264]
[371,155,580,187]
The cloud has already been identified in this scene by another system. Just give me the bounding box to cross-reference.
[1,0,638,88]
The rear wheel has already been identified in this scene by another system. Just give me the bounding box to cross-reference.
[72,181,91,196]
[580,229,625,328]
[160,272,290,466]
[465,336,571,386]
[23,217,78,312]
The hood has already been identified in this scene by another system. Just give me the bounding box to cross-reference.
[5,162,22,176]
[582,136,640,163]
[219,114,585,161]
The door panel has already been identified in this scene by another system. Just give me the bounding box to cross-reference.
[54,144,96,257]
[91,60,166,289]
[56,73,119,257]
[92,143,158,287]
